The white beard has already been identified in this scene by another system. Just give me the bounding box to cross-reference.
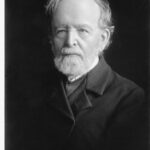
[54,55,87,77]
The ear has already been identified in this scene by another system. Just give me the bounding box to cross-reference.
[99,28,111,51]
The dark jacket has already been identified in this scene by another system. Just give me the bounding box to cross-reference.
[7,57,148,150]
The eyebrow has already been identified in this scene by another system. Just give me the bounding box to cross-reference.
[53,25,67,31]
[54,24,93,31]
[75,24,93,31]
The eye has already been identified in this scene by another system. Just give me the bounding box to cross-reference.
[79,28,89,33]
[55,29,67,38]
[78,28,90,38]
[57,29,66,33]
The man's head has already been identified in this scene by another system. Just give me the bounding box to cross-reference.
[46,0,114,79]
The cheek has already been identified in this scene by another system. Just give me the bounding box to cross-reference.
[84,37,101,56]
[54,38,63,49]
[92,34,102,48]
[52,38,64,55]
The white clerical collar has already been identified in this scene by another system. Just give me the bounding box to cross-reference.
[68,57,99,83]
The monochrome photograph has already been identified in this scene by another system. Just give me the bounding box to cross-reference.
[5,0,149,149]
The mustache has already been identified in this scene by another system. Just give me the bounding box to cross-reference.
[61,48,82,57]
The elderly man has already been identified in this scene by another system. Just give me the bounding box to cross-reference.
[9,0,147,150]
[41,0,147,150]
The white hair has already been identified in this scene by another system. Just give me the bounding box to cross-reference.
[45,0,115,49]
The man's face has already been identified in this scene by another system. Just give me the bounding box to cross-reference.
[51,0,106,77]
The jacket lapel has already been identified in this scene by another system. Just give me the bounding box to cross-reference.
[73,56,113,114]
[86,56,114,96]
[48,80,75,122]
[63,76,92,118]
[72,56,114,115]
[72,85,92,115]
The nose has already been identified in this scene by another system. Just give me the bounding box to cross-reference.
[65,30,77,47]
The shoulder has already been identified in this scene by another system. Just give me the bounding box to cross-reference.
[103,72,148,150]
[105,71,147,126]
[99,70,146,118]
[108,71,145,101]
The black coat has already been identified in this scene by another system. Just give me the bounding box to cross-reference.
[7,57,148,150]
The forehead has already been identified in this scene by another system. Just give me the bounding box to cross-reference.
[52,0,100,27]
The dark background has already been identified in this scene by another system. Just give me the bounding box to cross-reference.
[5,0,149,149]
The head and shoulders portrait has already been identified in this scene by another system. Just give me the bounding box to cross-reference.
[6,0,149,150]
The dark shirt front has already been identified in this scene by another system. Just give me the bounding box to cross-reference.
[7,56,148,150]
